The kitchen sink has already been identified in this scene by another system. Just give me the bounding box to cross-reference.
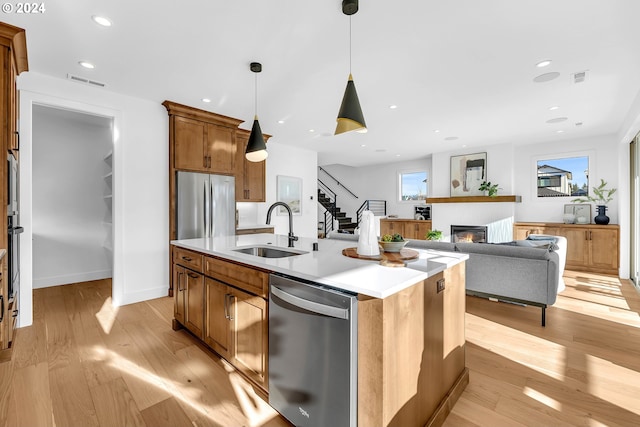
[233,246,307,258]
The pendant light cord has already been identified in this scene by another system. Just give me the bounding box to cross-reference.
[349,15,352,74]
[254,72,258,118]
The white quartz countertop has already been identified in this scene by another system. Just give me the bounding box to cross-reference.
[235,224,274,230]
[171,234,468,299]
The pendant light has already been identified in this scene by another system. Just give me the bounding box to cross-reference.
[335,0,367,135]
[245,62,268,162]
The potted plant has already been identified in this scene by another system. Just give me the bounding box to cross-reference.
[571,179,617,225]
[426,229,443,241]
[479,181,501,197]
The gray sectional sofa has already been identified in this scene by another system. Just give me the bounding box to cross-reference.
[328,231,565,326]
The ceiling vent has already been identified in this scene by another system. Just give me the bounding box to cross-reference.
[66,73,106,88]
[572,71,587,84]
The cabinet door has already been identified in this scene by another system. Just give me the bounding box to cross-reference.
[229,287,268,388]
[206,123,235,174]
[204,278,232,359]
[9,55,18,152]
[380,220,403,237]
[588,229,619,273]
[235,132,265,202]
[173,265,186,325]
[174,116,207,171]
[184,269,205,339]
[560,228,589,267]
[404,221,431,240]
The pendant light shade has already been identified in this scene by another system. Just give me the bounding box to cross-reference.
[246,62,268,162]
[335,0,367,135]
[245,116,268,162]
[335,73,367,135]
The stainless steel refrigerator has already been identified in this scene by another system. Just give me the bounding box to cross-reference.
[176,172,235,239]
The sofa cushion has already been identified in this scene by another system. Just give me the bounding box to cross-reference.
[455,242,552,260]
[405,240,456,252]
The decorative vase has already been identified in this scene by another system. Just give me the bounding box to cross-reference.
[594,205,610,225]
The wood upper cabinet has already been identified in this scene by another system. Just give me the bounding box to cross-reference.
[380,219,432,240]
[235,129,267,202]
[173,116,236,174]
[514,222,619,275]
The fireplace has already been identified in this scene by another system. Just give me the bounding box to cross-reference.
[451,225,488,243]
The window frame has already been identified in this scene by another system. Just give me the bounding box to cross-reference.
[397,169,428,203]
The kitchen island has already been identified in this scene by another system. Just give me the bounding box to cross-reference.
[171,234,469,427]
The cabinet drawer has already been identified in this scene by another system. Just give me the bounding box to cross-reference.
[204,256,269,297]
[173,247,203,272]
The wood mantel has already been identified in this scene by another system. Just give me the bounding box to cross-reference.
[426,195,521,203]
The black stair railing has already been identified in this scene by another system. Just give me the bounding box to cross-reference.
[318,179,337,236]
[318,166,359,199]
[356,199,387,226]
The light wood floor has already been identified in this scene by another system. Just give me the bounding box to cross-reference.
[1,271,639,427]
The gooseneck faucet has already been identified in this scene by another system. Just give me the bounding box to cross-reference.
[266,202,298,247]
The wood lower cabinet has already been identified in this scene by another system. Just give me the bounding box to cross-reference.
[173,245,269,390]
[236,226,274,236]
[173,264,205,339]
[513,222,619,275]
[205,280,268,389]
[380,219,432,240]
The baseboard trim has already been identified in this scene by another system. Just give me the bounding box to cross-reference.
[33,270,113,289]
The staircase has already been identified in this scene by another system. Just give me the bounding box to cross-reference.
[317,189,358,232]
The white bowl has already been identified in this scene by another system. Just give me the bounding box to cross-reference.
[379,240,407,252]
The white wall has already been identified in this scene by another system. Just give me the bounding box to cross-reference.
[321,157,432,224]
[18,72,169,327]
[258,142,318,239]
[32,105,112,288]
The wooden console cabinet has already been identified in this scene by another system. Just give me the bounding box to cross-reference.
[514,222,620,275]
[380,218,432,240]
[0,22,28,360]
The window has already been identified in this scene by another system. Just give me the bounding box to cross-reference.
[399,171,428,201]
[537,156,589,198]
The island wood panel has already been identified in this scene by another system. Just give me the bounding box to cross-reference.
[357,262,467,427]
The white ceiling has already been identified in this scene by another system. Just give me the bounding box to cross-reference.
[4,0,640,167]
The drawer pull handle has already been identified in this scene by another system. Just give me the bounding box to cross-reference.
[0,295,4,322]
[182,256,192,262]
[187,272,199,279]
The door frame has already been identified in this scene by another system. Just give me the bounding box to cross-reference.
[17,91,123,327]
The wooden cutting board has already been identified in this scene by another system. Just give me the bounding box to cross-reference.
[342,247,419,268]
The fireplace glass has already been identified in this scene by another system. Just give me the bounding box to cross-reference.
[450,225,488,243]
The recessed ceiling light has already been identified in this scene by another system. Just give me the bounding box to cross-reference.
[433,129,440,133]
[201,98,211,103]
[389,105,398,109]
[361,144,366,147]
[549,106,559,111]
[556,130,565,133]
[395,154,401,157]
[78,61,95,69]
[533,72,560,83]
[309,129,315,133]
[278,120,285,124]
[91,15,112,27]
[536,59,552,68]
[546,117,568,124]
[444,136,459,141]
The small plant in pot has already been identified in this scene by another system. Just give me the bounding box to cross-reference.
[571,179,616,225]
[479,181,501,197]
[426,229,443,241]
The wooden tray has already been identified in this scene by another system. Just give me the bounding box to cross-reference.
[341,247,419,268]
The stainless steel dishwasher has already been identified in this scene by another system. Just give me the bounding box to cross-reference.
[269,273,357,427]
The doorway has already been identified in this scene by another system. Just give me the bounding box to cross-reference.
[631,134,640,287]
[31,105,114,288]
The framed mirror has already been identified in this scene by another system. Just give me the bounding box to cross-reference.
[537,155,589,198]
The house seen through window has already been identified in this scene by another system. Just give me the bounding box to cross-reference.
[537,156,589,197]
[399,171,428,201]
